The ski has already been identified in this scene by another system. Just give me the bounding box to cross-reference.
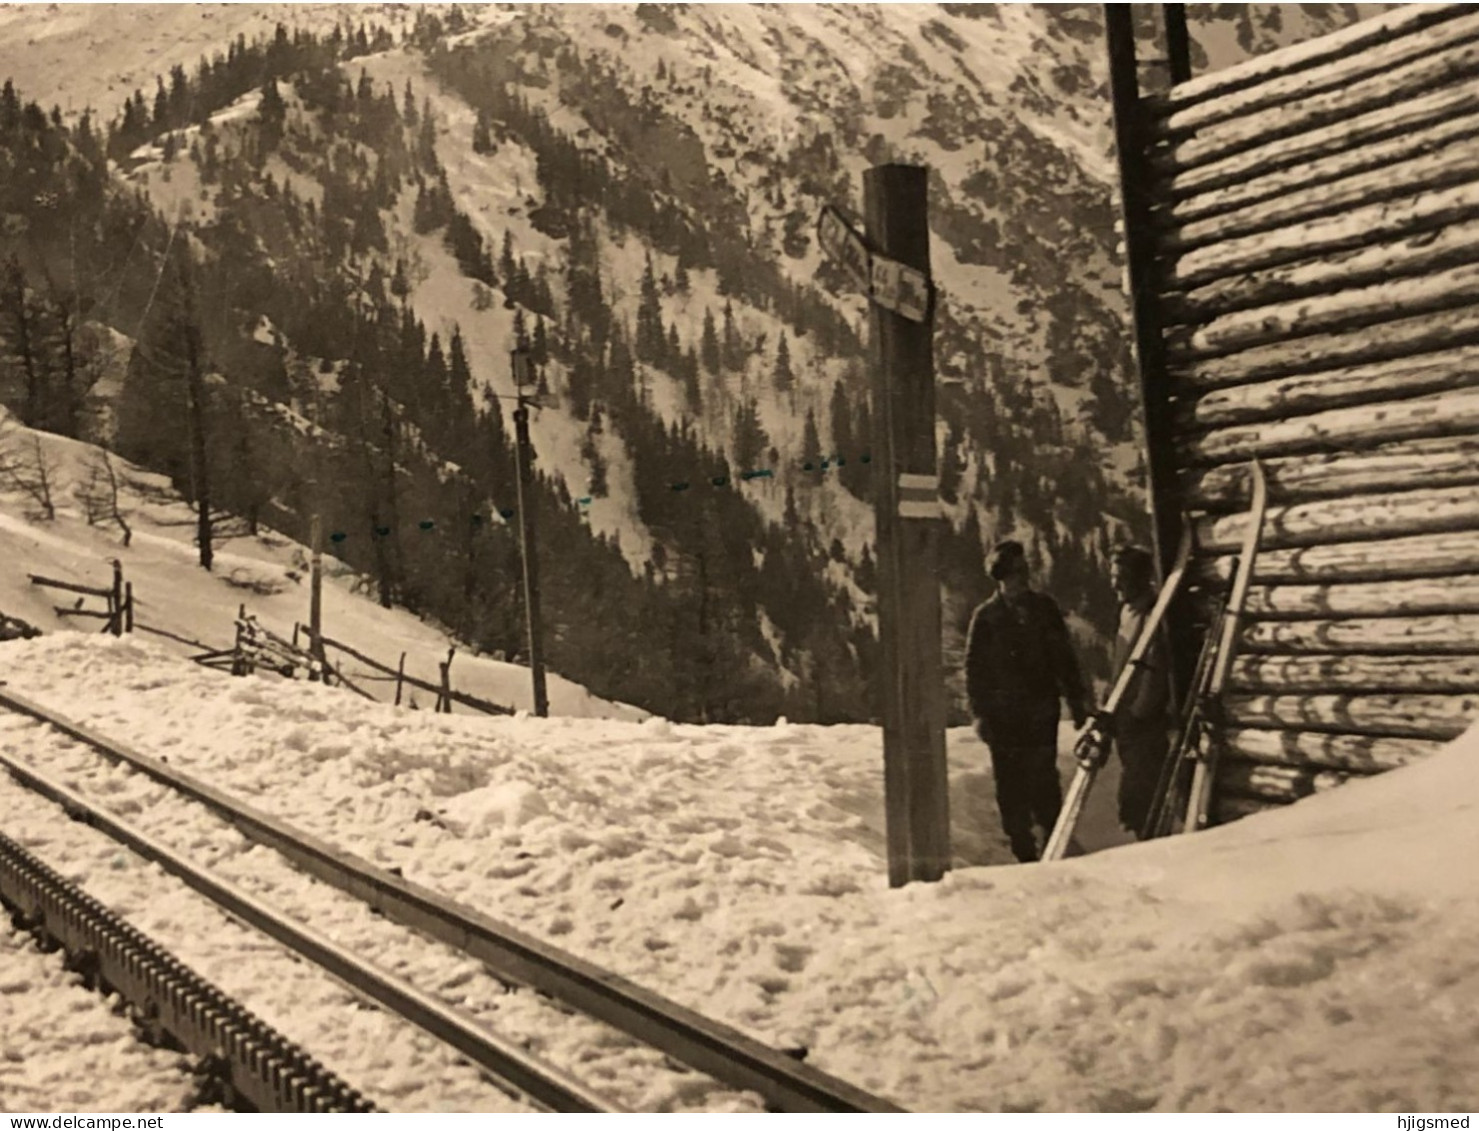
[1182,457,1270,833]
[1041,518,1195,862]
[1141,591,1225,841]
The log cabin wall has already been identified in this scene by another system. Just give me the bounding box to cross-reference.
[1137,3,1479,823]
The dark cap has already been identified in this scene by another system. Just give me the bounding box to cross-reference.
[987,539,1026,581]
[1112,544,1155,589]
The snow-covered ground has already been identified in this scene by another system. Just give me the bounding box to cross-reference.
[0,916,205,1113]
[0,628,1475,1112]
[0,413,642,721]
[1,418,1476,1111]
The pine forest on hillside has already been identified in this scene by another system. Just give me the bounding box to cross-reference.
[0,4,1380,724]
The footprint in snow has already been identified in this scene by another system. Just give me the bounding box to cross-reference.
[773,942,812,973]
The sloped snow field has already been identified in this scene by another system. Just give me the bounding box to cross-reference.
[1,632,1475,1112]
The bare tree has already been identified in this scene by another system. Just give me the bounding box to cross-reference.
[0,423,57,520]
[74,446,133,546]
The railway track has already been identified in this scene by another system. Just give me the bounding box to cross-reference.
[0,688,904,1113]
[0,831,375,1112]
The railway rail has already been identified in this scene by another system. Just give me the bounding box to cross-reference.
[0,831,375,1113]
[0,687,904,1113]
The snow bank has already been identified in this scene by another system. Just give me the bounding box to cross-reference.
[0,633,1474,1111]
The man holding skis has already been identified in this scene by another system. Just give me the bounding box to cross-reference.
[965,540,1091,863]
[1107,545,1172,839]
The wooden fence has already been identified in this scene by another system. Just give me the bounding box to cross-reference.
[29,561,133,636]
[317,633,514,716]
[1131,3,1479,821]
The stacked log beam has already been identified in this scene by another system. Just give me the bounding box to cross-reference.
[1137,7,1479,823]
[1187,438,1479,510]
[1160,24,1479,174]
[1181,390,1479,465]
[1194,530,1479,585]
[1169,301,1479,390]
[1165,111,1479,230]
[1221,693,1478,741]
[1173,212,1479,319]
[1160,81,1479,202]
[1192,485,1479,554]
[1241,576,1479,619]
[1210,727,1442,772]
[1231,655,1479,694]
[1154,5,1470,123]
[1179,354,1479,430]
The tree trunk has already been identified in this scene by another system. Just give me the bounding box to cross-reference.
[180,273,212,572]
[378,391,401,609]
[6,264,42,428]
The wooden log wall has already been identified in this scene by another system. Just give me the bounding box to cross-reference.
[1137,3,1479,821]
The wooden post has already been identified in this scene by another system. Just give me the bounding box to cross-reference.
[124,582,133,633]
[395,651,407,707]
[438,647,455,714]
[511,349,549,719]
[1106,4,1194,704]
[1163,4,1192,85]
[864,163,951,887]
[110,561,123,637]
[308,513,325,679]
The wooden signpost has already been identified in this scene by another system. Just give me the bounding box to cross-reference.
[818,167,950,886]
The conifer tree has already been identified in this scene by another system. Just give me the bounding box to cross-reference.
[772,330,793,394]
[721,299,744,372]
[700,307,720,376]
[473,108,494,154]
[800,407,822,470]
[731,396,767,473]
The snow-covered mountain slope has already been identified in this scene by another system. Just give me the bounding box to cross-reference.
[0,625,1473,1111]
[0,409,641,719]
[0,4,1393,724]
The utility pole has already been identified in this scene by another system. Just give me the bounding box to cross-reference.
[864,164,950,887]
[306,380,327,679]
[1106,4,1191,703]
[510,348,549,718]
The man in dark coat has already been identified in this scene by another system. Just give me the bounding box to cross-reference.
[1108,545,1171,838]
[965,540,1090,863]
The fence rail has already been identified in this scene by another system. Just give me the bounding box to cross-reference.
[318,632,514,716]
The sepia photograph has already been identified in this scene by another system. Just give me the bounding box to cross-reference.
[0,0,1475,1116]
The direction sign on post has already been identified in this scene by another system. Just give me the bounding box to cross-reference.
[870,255,931,323]
[817,205,872,292]
[818,204,933,323]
